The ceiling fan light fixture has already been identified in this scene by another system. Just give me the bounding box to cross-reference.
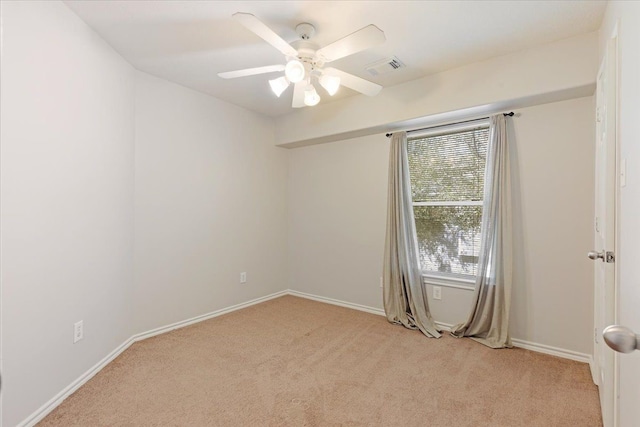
[269,76,290,97]
[285,59,305,83]
[224,13,386,109]
[319,74,341,96]
[304,85,321,106]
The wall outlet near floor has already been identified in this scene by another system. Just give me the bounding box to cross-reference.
[240,272,247,284]
[380,277,383,288]
[433,286,442,300]
[73,320,84,343]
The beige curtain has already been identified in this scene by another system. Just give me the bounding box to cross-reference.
[451,115,513,348]
[383,132,441,338]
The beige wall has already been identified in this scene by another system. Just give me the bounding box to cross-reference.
[133,72,289,334]
[288,97,595,355]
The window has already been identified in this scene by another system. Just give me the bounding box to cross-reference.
[407,123,489,281]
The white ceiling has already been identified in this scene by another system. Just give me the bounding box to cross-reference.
[64,1,606,117]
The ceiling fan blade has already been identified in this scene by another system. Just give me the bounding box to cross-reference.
[324,67,382,96]
[217,64,285,79]
[292,81,306,108]
[233,12,298,57]
[316,25,385,63]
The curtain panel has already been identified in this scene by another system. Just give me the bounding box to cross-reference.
[383,131,441,338]
[451,114,513,348]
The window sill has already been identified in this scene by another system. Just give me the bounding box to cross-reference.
[421,274,476,291]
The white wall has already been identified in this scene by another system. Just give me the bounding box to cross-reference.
[276,32,598,147]
[288,97,595,355]
[133,72,289,333]
[508,98,594,353]
[599,2,640,426]
[0,2,136,426]
[287,135,388,309]
[1,3,290,426]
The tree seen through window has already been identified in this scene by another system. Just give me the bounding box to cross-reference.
[407,127,488,277]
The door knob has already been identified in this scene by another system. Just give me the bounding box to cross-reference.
[588,250,604,260]
[588,250,615,263]
[603,325,639,353]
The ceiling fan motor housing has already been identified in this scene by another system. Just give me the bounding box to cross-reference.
[295,22,315,40]
[292,45,324,74]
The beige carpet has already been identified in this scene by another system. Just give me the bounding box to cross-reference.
[38,295,602,426]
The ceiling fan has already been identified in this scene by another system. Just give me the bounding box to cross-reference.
[218,13,386,108]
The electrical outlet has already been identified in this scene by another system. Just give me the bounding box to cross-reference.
[380,277,383,288]
[433,286,442,300]
[73,320,84,343]
[240,272,247,284]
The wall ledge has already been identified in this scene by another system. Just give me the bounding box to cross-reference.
[275,32,598,148]
[278,84,595,148]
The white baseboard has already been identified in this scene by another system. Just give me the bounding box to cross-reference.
[16,338,135,427]
[17,288,594,427]
[288,289,593,367]
[287,290,386,317]
[133,290,288,342]
[288,292,593,366]
[16,290,288,427]
[421,321,592,365]
[511,338,592,365]
[435,321,454,331]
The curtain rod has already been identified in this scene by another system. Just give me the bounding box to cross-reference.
[385,112,515,138]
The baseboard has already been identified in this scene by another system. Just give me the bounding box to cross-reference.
[133,290,289,342]
[16,338,135,427]
[435,321,454,331]
[16,290,289,427]
[287,290,386,317]
[431,320,592,364]
[511,338,592,364]
[16,289,594,427]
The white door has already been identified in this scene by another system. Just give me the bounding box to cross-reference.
[599,19,640,427]
[592,34,617,427]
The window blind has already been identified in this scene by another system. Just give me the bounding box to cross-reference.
[407,127,489,277]
[408,128,489,203]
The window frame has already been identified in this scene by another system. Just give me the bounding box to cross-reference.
[407,119,490,289]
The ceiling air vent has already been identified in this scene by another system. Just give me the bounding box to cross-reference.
[365,56,405,76]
